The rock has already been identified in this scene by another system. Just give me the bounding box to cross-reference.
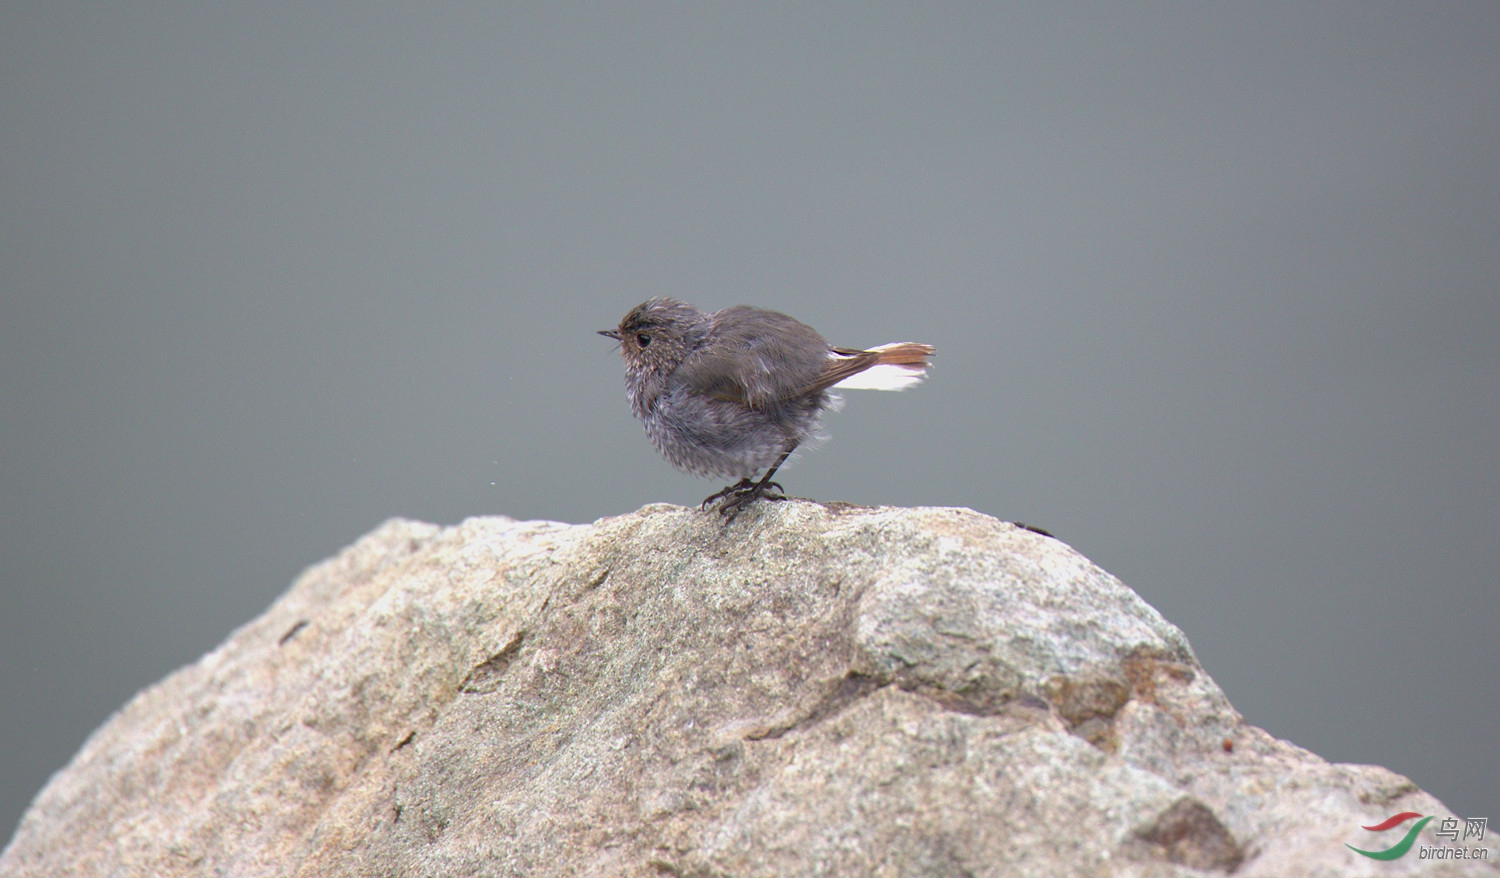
[1,503,1492,877]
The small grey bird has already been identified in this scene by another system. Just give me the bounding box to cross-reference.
[600,298,933,520]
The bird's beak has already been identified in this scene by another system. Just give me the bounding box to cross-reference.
[598,329,621,340]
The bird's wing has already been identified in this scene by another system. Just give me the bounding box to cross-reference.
[676,307,831,409]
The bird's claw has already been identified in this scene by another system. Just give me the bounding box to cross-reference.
[701,478,787,522]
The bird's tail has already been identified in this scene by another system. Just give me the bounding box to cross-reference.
[826,342,934,391]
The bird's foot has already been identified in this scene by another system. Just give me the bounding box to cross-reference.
[701,478,787,521]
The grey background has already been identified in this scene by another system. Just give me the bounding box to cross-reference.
[3,3,1496,842]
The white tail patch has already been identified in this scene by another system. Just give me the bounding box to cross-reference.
[829,343,931,391]
[832,363,926,391]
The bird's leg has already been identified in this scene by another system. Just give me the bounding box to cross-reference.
[707,445,795,522]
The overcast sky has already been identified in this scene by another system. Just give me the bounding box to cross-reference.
[2,3,1497,841]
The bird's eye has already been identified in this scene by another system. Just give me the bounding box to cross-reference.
[637,333,651,347]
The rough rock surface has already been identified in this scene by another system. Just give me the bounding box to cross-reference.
[2,503,1493,877]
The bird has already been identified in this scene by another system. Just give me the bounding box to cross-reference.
[600,297,933,520]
